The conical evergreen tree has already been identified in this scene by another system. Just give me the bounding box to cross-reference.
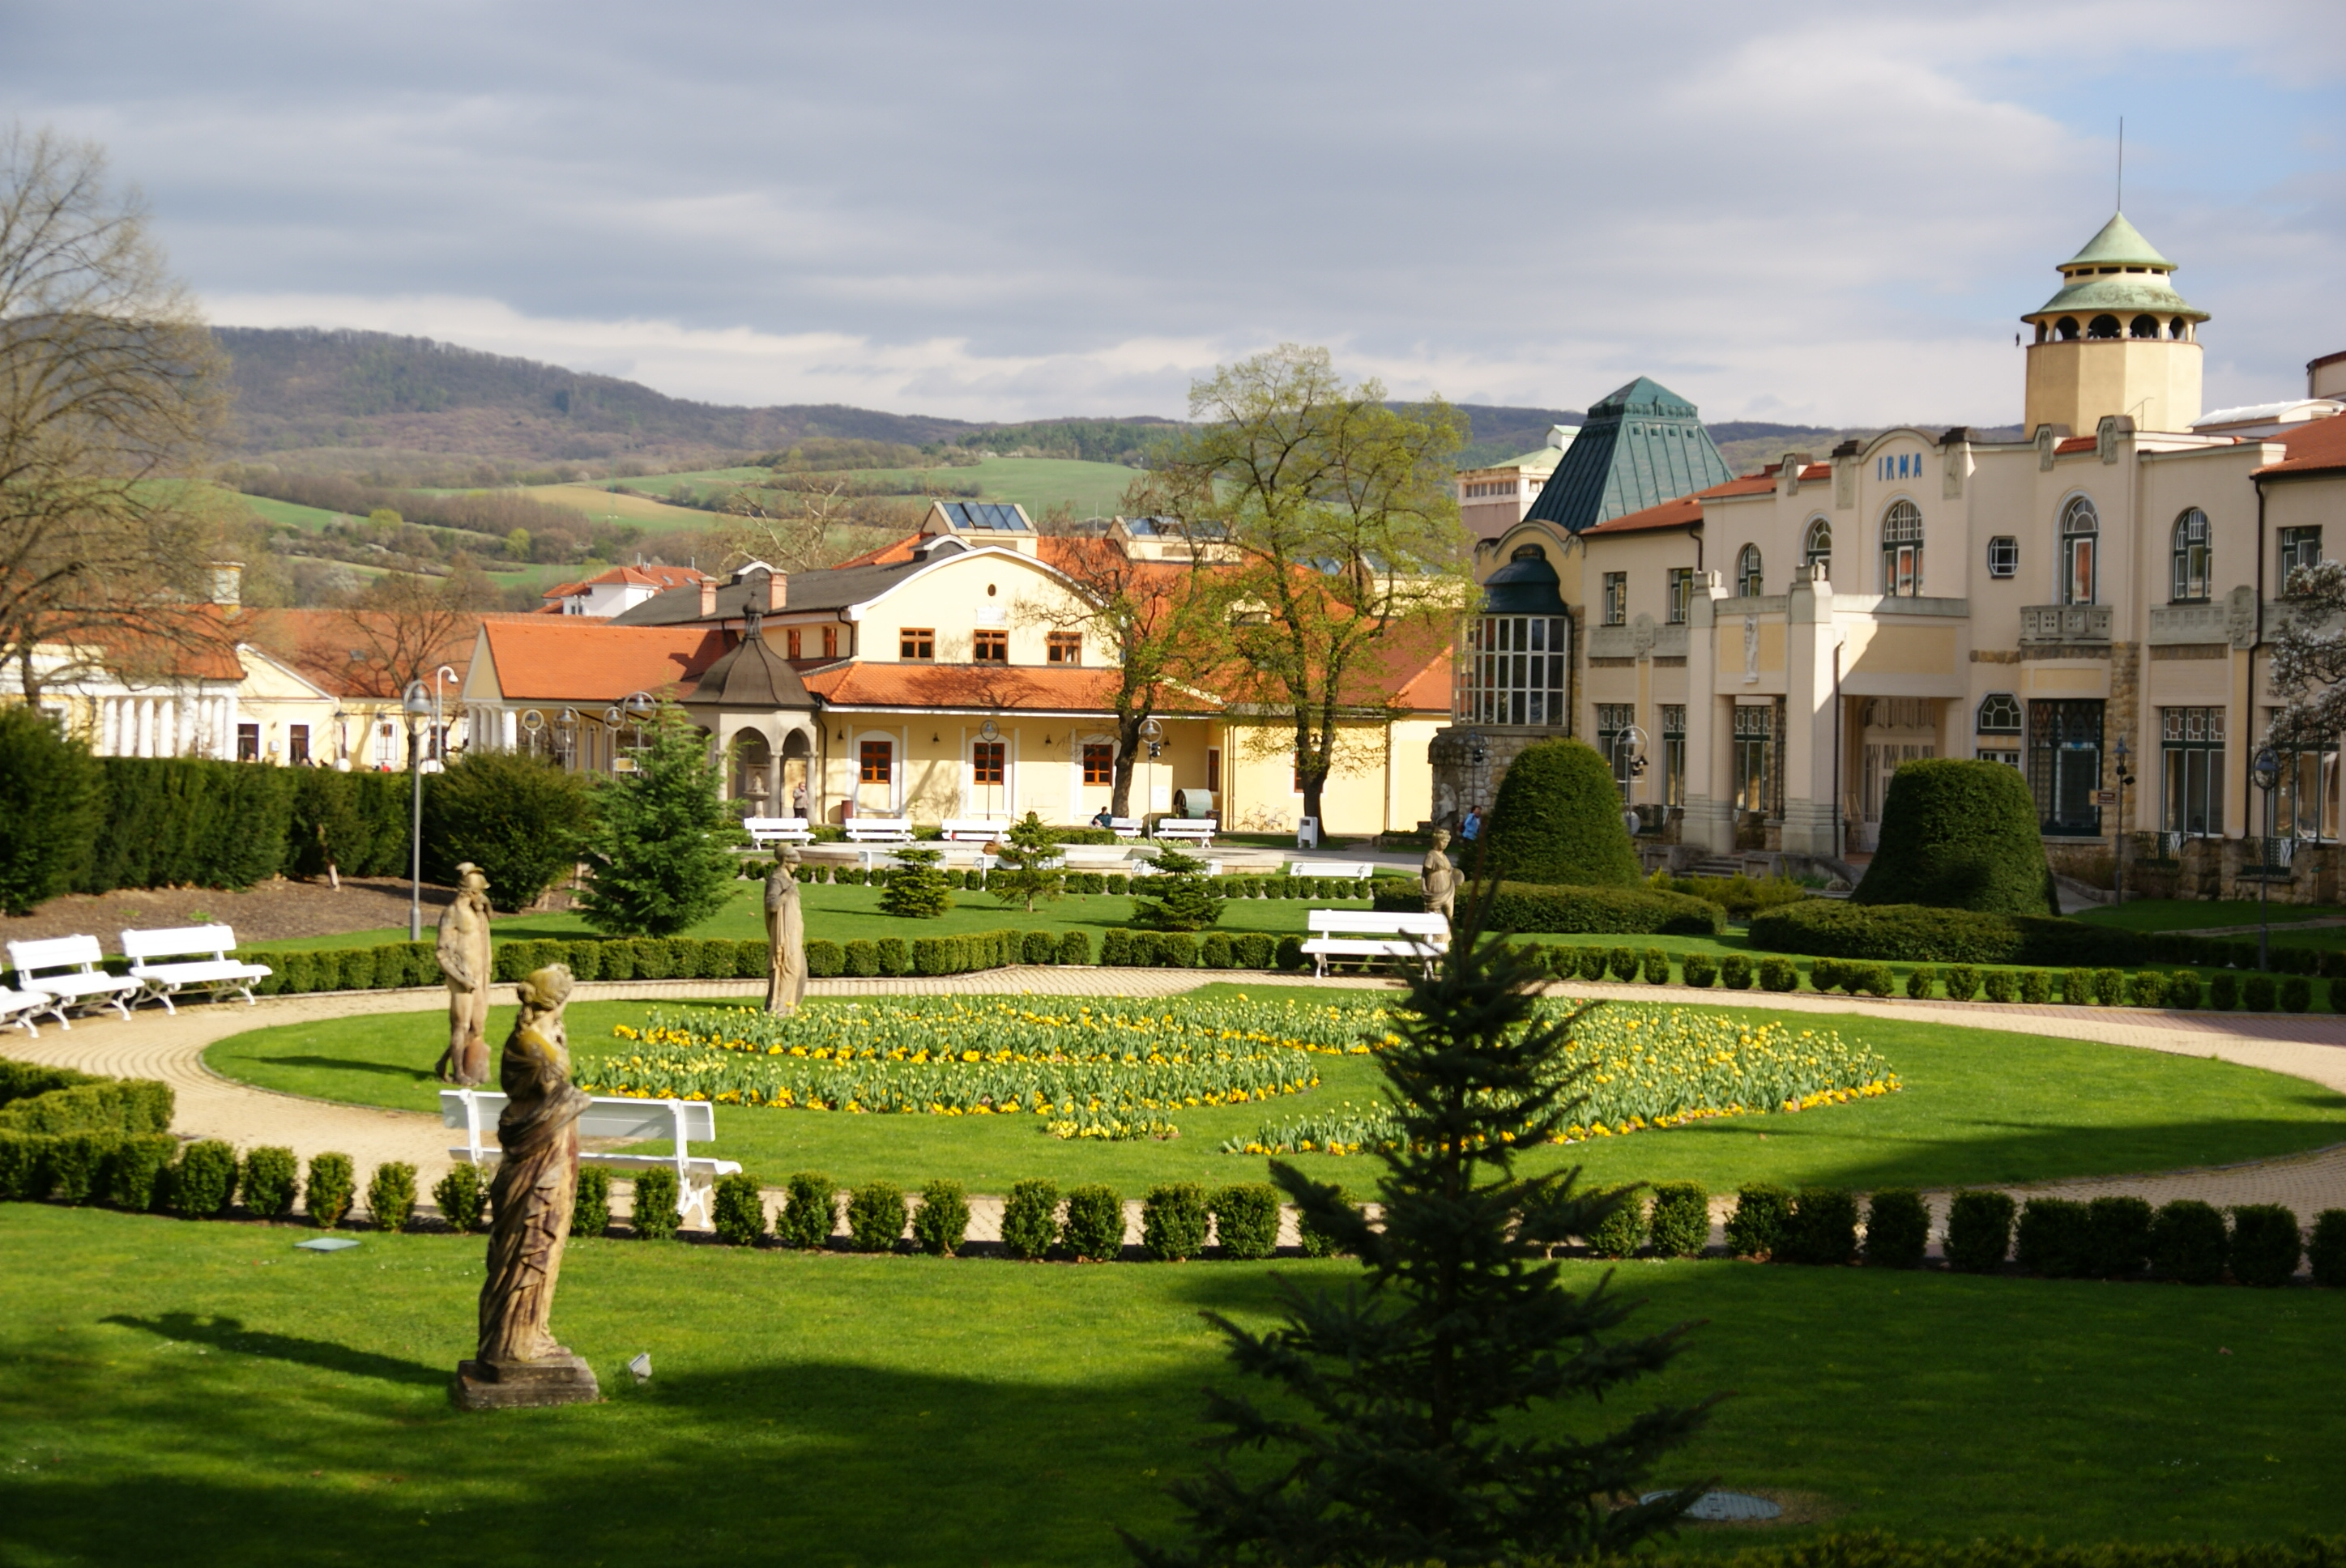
[987,811,1066,914]
[879,846,953,918]
[575,705,738,938]
[1128,905,1715,1566]
[1133,846,1224,931]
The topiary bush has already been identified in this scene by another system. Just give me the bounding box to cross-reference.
[1210,1183,1281,1259]
[2281,975,2313,1013]
[573,1166,612,1237]
[167,1140,240,1219]
[305,1153,355,1228]
[1647,1182,1709,1258]
[631,1168,681,1239]
[1607,947,1638,981]
[366,1161,417,1232]
[2150,1199,2226,1284]
[913,1179,970,1256]
[1981,969,2017,1003]
[1059,929,1094,966]
[1480,739,1640,887]
[778,1171,835,1249]
[1862,1189,1929,1268]
[1680,953,1717,988]
[2015,1196,2091,1276]
[2084,1195,2153,1279]
[239,1146,299,1220]
[1061,1183,1124,1259]
[711,1172,768,1245]
[1851,758,2054,914]
[1297,1188,1352,1257]
[1905,965,1937,999]
[1721,954,1753,990]
[1725,1183,1792,1257]
[2242,974,2277,1012]
[108,1135,175,1211]
[1001,1178,1061,1259]
[2209,971,2238,1010]
[1944,964,1981,1000]
[1582,1188,1646,1259]
[2229,1204,2302,1287]
[847,1182,906,1252]
[1778,1188,1858,1266]
[432,1162,487,1232]
[1640,948,1670,984]
[1141,1182,1210,1261]
[1944,1190,2015,1272]
[1759,957,1798,992]
[2310,1210,2346,1287]
[2167,969,2203,1009]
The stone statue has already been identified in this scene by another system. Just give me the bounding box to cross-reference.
[766,845,807,1016]
[1421,827,1460,924]
[434,862,493,1087]
[457,964,599,1410]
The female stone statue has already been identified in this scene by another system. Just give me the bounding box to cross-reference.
[1421,827,1460,924]
[434,863,493,1086]
[766,846,807,1015]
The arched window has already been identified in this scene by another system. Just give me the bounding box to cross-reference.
[2055,317,2080,341]
[2088,313,2121,339]
[1803,518,1832,577]
[2061,496,2099,605]
[2130,314,2160,339]
[2169,317,2189,340]
[1881,500,1924,596]
[1977,693,2022,734]
[1736,543,1763,598]
[2171,509,2211,603]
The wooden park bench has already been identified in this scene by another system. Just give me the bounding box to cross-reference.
[121,925,274,1013]
[842,816,915,843]
[441,1089,743,1230]
[1299,910,1451,978]
[743,816,814,847]
[4,935,140,1029]
[1152,817,1217,846]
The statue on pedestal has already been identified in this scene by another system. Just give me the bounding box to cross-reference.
[456,964,600,1409]
[766,846,807,1015]
[1421,828,1460,925]
[435,862,493,1086]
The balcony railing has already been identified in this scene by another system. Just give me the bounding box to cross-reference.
[2020,603,2112,644]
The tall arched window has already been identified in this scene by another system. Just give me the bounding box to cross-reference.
[1803,518,1832,577]
[2055,317,2080,341]
[2130,314,2161,339]
[2171,508,2211,603]
[1736,543,1763,598]
[2088,313,2122,339]
[1881,500,1924,596]
[2061,496,2099,605]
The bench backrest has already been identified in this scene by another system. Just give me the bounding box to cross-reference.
[1107,817,1141,829]
[6,935,105,976]
[439,1089,717,1146]
[122,925,239,964]
[1156,819,1216,833]
[1289,861,1374,879]
[1307,910,1448,937]
[743,816,808,831]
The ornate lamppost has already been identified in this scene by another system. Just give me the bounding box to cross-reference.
[2111,734,2134,906]
[2252,745,2281,974]
[403,680,434,940]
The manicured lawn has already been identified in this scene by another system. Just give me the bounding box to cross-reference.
[2,1203,2344,1565]
[2074,899,2346,932]
[203,986,2346,1194]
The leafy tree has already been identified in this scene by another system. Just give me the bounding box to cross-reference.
[1129,921,1713,1567]
[574,705,737,937]
[0,705,100,914]
[1154,346,1470,826]
[1132,847,1223,932]
[424,752,597,912]
[1482,739,1640,887]
[987,812,1064,914]
[1851,757,2054,914]
[879,846,953,919]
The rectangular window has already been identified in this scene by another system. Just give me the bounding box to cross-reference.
[2280,528,2323,590]
[2160,706,2224,839]
[973,629,1009,663]
[1082,743,1114,785]
[2028,699,2105,836]
[971,740,1005,785]
[1667,569,1693,624]
[1452,615,1568,729]
[859,739,893,784]
[287,725,309,765]
[1596,703,1636,798]
[1987,536,2018,577]
[787,628,803,659]
[1661,705,1686,808]
[1602,573,1627,626]
[822,626,838,658]
[1046,632,1081,665]
[900,628,935,660]
[1733,705,1776,816]
[1205,748,1221,793]
[237,723,259,762]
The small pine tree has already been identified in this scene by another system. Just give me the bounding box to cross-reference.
[879,846,953,919]
[575,705,739,938]
[1132,847,1223,932]
[1129,907,1714,1566]
[988,812,1065,914]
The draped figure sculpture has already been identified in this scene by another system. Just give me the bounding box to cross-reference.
[434,863,493,1086]
[456,964,600,1408]
[1421,827,1460,925]
[766,846,807,1016]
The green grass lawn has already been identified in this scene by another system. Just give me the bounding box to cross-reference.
[3,1203,2343,1565]
[203,984,2346,1194]
[238,492,350,532]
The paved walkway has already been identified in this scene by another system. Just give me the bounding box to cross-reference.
[7,969,2346,1228]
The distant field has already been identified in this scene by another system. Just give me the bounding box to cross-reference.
[238,493,349,532]
[621,456,1145,522]
[524,482,715,532]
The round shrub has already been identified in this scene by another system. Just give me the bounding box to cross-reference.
[1000,1178,1061,1259]
[1680,953,1718,988]
[421,752,595,912]
[1141,1182,1209,1261]
[1210,1183,1281,1259]
[167,1140,239,1219]
[1943,964,1981,1000]
[1298,1191,1353,1258]
[630,1169,682,1239]
[1779,1188,1858,1266]
[1981,969,2017,1003]
[1850,758,2054,914]
[1059,929,1094,966]
[2150,1199,2227,1285]
[2084,1195,2153,1278]
[1640,948,1670,984]
[778,1171,835,1249]
[1720,954,1753,990]
[2210,971,2239,1010]
[432,1162,486,1232]
[366,1161,417,1232]
[1647,1182,1709,1258]
[1905,965,1937,999]
[914,1179,971,1256]
[1862,1189,1929,1268]
[2016,1196,2091,1276]
[1481,739,1640,888]
[1725,1183,1792,1257]
[239,1146,300,1220]
[1061,1183,1124,1259]
[2166,969,2203,1009]
[1581,1188,1645,1259]
[1758,957,1798,993]
[2243,974,2277,1012]
[304,1153,355,1229]
[1944,1190,2015,1272]
[2281,975,2313,1013]
[1607,947,1638,981]
[0,706,100,916]
[711,1171,768,1245]
[2060,968,2092,1005]
[573,1166,612,1236]
[2020,969,2052,1004]
[847,1181,906,1252]
[1022,929,1058,965]
[2229,1204,2302,1287]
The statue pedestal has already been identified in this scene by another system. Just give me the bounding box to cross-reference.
[454,1353,601,1410]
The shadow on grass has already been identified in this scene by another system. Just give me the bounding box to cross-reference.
[250,1054,434,1082]
[100,1312,449,1387]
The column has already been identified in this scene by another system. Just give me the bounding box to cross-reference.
[1680,573,1736,853]
[1779,565,1842,855]
[135,698,153,757]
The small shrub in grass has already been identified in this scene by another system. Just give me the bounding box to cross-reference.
[630,1169,681,1239]
[1726,1183,1793,1257]
[2310,1211,2346,1287]
[1680,953,1717,988]
[2015,1197,2091,1277]
[573,1166,612,1236]
[1720,954,1753,990]
[1142,1182,1209,1261]
[239,1146,299,1219]
[1944,1190,2015,1271]
[804,939,843,978]
[1200,932,1234,969]
[2151,1199,2227,1284]
[711,1172,768,1246]
[2085,1195,2153,1278]
[1640,948,1670,984]
[2281,975,2313,1013]
[1211,1184,1280,1259]
[778,1171,835,1249]
[367,1162,417,1232]
[1606,947,1638,982]
[44,1134,107,1204]
[2335,978,2346,1015]
[1759,957,1798,993]
[1863,1189,1929,1268]
[2020,969,2052,1004]
[843,939,880,977]
[1297,1192,1351,1257]
[1980,969,2015,1003]
[2243,974,2277,1012]
[913,1179,970,1255]
[305,1153,354,1228]
[1275,935,1306,971]
[1646,1182,1709,1258]
[2090,967,2122,1004]
[1231,932,1272,969]
[168,1140,239,1219]
[1001,1178,1061,1259]
[1943,964,1981,1000]
[108,1135,174,1211]
[847,1181,906,1252]
[2209,972,2238,1010]
[1905,965,1936,999]
[1780,1188,1858,1265]
[1583,1188,1645,1259]
[1062,1183,1124,1259]
[2125,971,2166,1008]
[2166,969,2203,1009]
[1577,948,1608,982]
[877,937,911,976]
[432,1162,487,1232]
[1060,930,1094,966]
[2058,968,2090,1005]
[2229,1204,2302,1287]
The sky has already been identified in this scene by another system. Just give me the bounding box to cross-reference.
[6,0,2342,428]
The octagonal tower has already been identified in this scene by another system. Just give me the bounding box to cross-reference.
[2021,213,2208,437]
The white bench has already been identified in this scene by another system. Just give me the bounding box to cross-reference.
[843,816,914,843]
[1289,860,1376,880]
[0,986,59,1038]
[4,935,139,1028]
[939,818,1009,842]
[1103,816,1143,841]
[744,816,813,847]
[121,924,273,1013]
[1299,910,1451,978]
[1153,817,1217,846]
[441,1089,744,1230]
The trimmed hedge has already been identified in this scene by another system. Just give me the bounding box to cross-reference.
[1852,757,2057,914]
[1482,739,1641,887]
[1376,881,1722,935]
[1751,901,2146,968]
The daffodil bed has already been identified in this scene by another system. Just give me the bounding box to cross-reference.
[1222,1005,1899,1156]
[577,996,1393,1131]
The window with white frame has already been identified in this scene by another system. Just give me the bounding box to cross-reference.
[2060,496,2099,606]
[1736,543,1762,598]
[1987,536,2019,577]
[1881,500,1924,596]
[2171,509,2212,603]
[1602,573,1627,626]
[1803,518,1832,578]
[1976,692,2022,769]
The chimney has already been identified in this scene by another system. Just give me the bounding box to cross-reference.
[766,569,786,613]
[211,561,244,607]
[698,578,718,618]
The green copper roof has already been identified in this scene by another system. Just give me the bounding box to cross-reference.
[1520,377,1731,535]
[2064,212,2172,269]
[2028,213,2205,323]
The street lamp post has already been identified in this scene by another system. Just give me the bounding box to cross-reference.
[402,680,434,940]
[1615,723,1649,835]
[2252,746,2282,974]
[1138,716,1165,831]
[2111,734,2134,906]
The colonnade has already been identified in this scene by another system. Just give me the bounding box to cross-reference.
[92,692,238,759]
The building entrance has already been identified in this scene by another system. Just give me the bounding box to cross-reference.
[1852,697,1939,851]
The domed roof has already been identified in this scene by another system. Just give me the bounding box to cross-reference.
[1482,543,1567,615]
[2062,212,2173,269]
[2025,212,2207,326]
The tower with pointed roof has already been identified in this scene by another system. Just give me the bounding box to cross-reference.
[2022,213,2208,437]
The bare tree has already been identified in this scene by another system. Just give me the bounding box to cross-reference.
[0,126,231,701]
[306,572,481,701]
[2265,559,2346,754]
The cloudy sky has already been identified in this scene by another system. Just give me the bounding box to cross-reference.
[8,0,2341,426]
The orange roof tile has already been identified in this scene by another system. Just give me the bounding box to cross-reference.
[477,620,727,702]
[2256,411,2346,478]
[1583,493,1706,535]
[833,533,925,569]
[800,661,1195,714]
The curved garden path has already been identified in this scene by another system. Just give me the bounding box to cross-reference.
[8,969,2346,1231]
